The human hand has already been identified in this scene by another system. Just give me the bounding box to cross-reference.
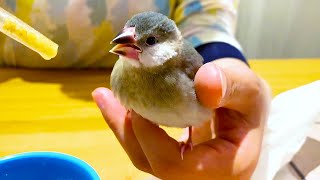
[92,58,271,180]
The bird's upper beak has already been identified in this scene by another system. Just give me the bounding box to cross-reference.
[109,27,141,61]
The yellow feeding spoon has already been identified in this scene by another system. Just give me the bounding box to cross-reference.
[0,7,58,60]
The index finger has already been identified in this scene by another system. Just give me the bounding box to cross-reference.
[92,88,152,173]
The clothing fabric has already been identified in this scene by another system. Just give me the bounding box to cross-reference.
[196,42,247,65]
[0,0,242,68]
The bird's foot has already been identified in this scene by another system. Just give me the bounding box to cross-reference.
[179,141,193,160]
[179,126,193,160]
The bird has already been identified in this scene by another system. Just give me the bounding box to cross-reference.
[109,11,212,159]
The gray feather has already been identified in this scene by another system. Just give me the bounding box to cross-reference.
[179,39,204,80]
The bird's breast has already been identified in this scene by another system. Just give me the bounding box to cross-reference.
[112,60,184,108]
[110,59,211,127]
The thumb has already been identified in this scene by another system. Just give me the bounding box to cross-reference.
[194,62,226,109]
[195,58,263,114]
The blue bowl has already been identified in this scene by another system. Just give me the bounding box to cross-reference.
[0,152,100,180]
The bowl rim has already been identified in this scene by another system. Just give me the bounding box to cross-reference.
[0,151,100,179]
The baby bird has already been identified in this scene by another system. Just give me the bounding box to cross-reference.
[109,12,212,159]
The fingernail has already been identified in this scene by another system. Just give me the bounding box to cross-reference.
[92,88,106,109]
[209,64,224,107]
[216,65,227,107]
[195,63,225,108]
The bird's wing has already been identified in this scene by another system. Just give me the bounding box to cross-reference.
[180,40,204,80]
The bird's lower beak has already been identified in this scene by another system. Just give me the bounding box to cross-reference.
[110,44,141,60]
[109,27,141,61]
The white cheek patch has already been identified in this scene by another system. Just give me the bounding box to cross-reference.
[139,42,178,67]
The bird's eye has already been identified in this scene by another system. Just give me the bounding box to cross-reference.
[146,37,157,46]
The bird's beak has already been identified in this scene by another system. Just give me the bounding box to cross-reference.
[109,27,141,60]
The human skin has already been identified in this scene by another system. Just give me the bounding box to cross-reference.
[92,58,271,180]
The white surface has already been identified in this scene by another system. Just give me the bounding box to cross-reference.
[308,123,320,141]
[251,81,320,180]
[306,165,320,180]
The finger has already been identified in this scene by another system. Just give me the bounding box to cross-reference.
[130,111,252,178]
[92,88,152,173]
[180,120,214,145]
[130,111,184,173]
[195,58,264,114]
[193,119,215,144]
[92,88,126,130]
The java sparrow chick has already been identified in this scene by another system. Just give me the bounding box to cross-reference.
[109,12,212,159]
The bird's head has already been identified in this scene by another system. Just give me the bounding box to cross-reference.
[110,12,182,67]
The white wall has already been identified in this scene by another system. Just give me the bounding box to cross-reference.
[236,0,320,59]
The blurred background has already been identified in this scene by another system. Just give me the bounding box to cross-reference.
[236,0,320,59]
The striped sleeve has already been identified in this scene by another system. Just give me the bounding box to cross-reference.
[171,0,243,51]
